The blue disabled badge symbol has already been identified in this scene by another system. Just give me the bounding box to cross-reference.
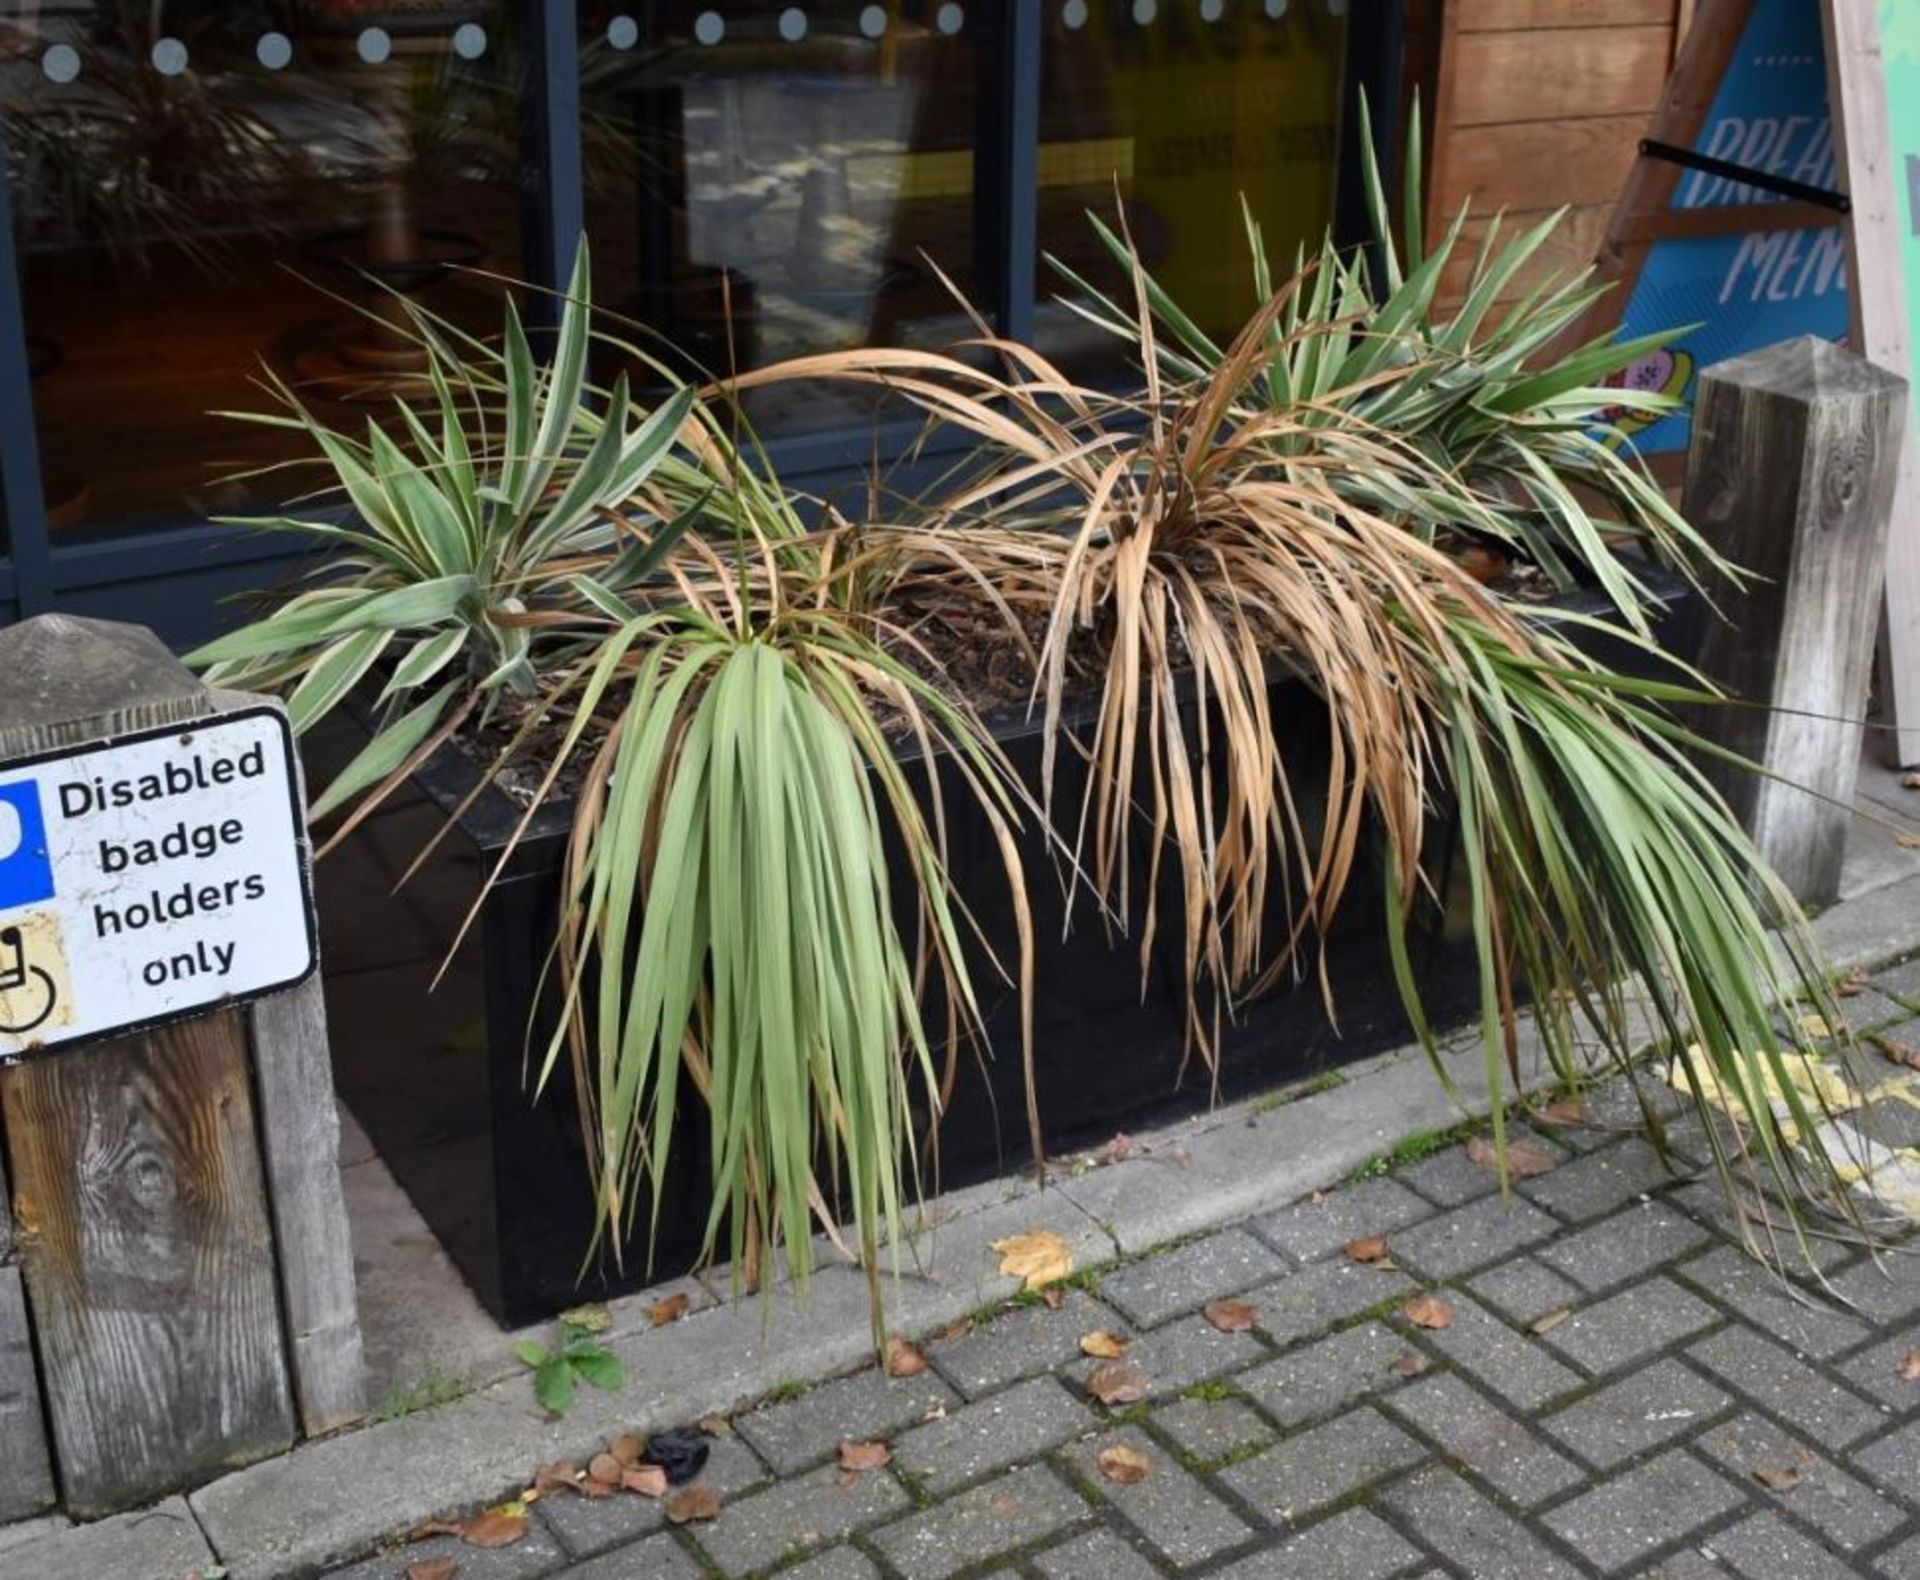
[0,780,55,913]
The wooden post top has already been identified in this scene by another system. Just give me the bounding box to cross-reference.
[1704,335,1910,403]
[0,614,208,758]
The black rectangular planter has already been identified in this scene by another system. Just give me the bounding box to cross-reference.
[317,569,1699,1328]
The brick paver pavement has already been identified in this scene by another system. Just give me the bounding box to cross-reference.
[327,964,1920,1580]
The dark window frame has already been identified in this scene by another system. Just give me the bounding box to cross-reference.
[0,0,1404,632]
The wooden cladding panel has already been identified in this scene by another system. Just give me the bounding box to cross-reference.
[1438,206,1613,304]
[1448,27,1673,126]
[1443,115,1647,211]
[1454,0,1675,29]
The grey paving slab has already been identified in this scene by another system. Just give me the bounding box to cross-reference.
[326,1522,569,1580]
[1466,1255,1584,1327]
[1542,1357,1732,1469]
[1397,1143,1501,1207]
[1837,1329,1920,1408]
[1707,1510,1862,1580]
[1208,1507,1423,1579]
[1829,1247,1920,1324]
[1520,1139,1675,1222]
[553,1531,704,1580]
[1059,1425,1252,1567]
[1234,1320,1411,1429]
[1414,1293,1583,1412]
[1031,1527,1164,1580]
[1239,1255,1416,1348]
[1696,1411,1906,1553]
[734,1365,957,1475]
[1855,1418,1920,1508]
[1539,1275,1721,1376]
[1538,1200,1713,1292]
[892,1374,1096,1496]
[867,1463,1089,1580]
[1542,1450,1746,1575]
[774,1545,883,1580]
[1674,1244,1874,1359]
[688,1459,911,1576]
[1249,1178,1436,1264]
[1379,1465,1582,1580]
[1149,1395,1275,1467]
[1687,1327,1884,1450]
[1067,1311,1266,1403]
[1876,1529,1920,1577]
[1387,1193,1564,1281]
[1870,955,1920,1004]
[1216,1407,1425,1526]
[539,1437,766,1559]
[1097,1229,1289,1328]
[928,1289,1121,1400]
[1385,1371,1585,1508]
[0,1497,215,1580]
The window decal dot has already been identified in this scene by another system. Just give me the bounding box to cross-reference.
[1132,0,1156,22]
[606,14,640,49]
[356,27,392,64]
[150,36,188,76]
[859,5,888,38]
[1263,0,1287,16]
[40,43,79,84]
[256,31,293,69]
[693,10,725,44]
[1199,0,1223,19]
[778,6,807,39]
[452,22,487,59]
[936,2,963,32]
[1061,0,1088,26]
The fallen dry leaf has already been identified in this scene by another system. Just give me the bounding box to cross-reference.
[408,1520,466,1541]
[1041,1287,1066,1310]
[407,1561,458,1580]
[839,1440,892,1472]
[1092,1132,1135,1167]
[588,1453,624,1487]
[992,1230,1075,1290]
[835,1469,859,1490]
[696,1412,732,1438]
[1529,1307,1572,1336]
[885,1334,929,1377]
[1097,1444,1152,1484]
[461,1510,528,1550]
[1902,772,1920,790]
[1898,832,1920,849]
[1900,1349,1920,1382]
[1203,1300,1259,1332]
[1797,1012,1845,1040]
[622,1464,669,1497]
[1540,1098,1588,1127]
[1403,1294,1455,1331]
[1086,1360,1149,1406]
[577,1477,614,1500]
[649,1292,691,1327]
[1878,1037,1920,1072]
[1344,1236,1390,1264]
[1079,1329,1131,1358]
[665,1485,721,1524]
[922,1400,947,1422]
[1389,1349,1429,1379]
[559,1302,611,1334]
[609,1433,644,1466]
[1837,968,1871,998]
[1465,1134,1557,1178]
[1753,1464,1803,1492]
[937,1315,976,1343]
[531,1462,581,1498]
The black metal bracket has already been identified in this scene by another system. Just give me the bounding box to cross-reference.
[1639,139,1850,214]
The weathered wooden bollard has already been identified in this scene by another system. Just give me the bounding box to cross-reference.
[1682,336,1909,910]
[0,614,363,1520]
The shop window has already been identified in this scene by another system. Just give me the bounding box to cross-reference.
[2,2,521,535]
[1035,0,1348,372]
[579,1,980,433]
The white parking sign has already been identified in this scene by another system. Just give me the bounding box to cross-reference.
[0,708,316,1060]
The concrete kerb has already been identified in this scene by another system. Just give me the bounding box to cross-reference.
[33,870,1920,1580]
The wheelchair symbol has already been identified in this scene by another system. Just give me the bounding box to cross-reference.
[0,922,59,1036]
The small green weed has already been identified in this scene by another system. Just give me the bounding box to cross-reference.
[514,1315,625,1416]
[1182,1380,1235,1402]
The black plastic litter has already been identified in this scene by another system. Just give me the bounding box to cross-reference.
[643,1428,710,1485]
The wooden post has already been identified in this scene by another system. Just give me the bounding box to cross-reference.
[1682,337,1909,908]
[0,614,363,1518]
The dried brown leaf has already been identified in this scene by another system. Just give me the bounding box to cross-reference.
[1837,968,1871,997]
[1344,1236,1389,1264]
[1041,1287,1066,1310]
[1389,1349,1429,1379]
[835,1469,860,1490]
[588,1453,624,1487]
[649,1293,691,1327]
[577,1477,614,1500]
[408,1520,465,1541]
[991,1230,1075,1290]
[621,1464,669,1498]
[1465,1134,1556,1178]
[1900,1348,1920,1382]
[609,1434,645,1466]
[1097,1444,1152,1484]
[1540,1098,1587,1126]
[885,1334,929,1377]
[665,1485,721,1524]
[1203,1300,1258,1332]
[1754,1464,1803,1492]
[696,1412,733,1438]
[1079,1329,1131,1358]
[1092,1132,1135,1167]
[1901,772,1920,790]
[937,1316,976,1343]
[1403,1294,1455,1331]
[1879,1037,1920,1072]
[1897,832,1920,849]
[461,1511,528,1550]
[1529,1307,1572,1336]
[839,1440,892,1472]
[407,1561,459,1580]
[1086,1360,1149,1406]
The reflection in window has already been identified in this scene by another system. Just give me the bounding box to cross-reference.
[1036,0,1347,372]
[579,2,980,433]
[3,2,520,533]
